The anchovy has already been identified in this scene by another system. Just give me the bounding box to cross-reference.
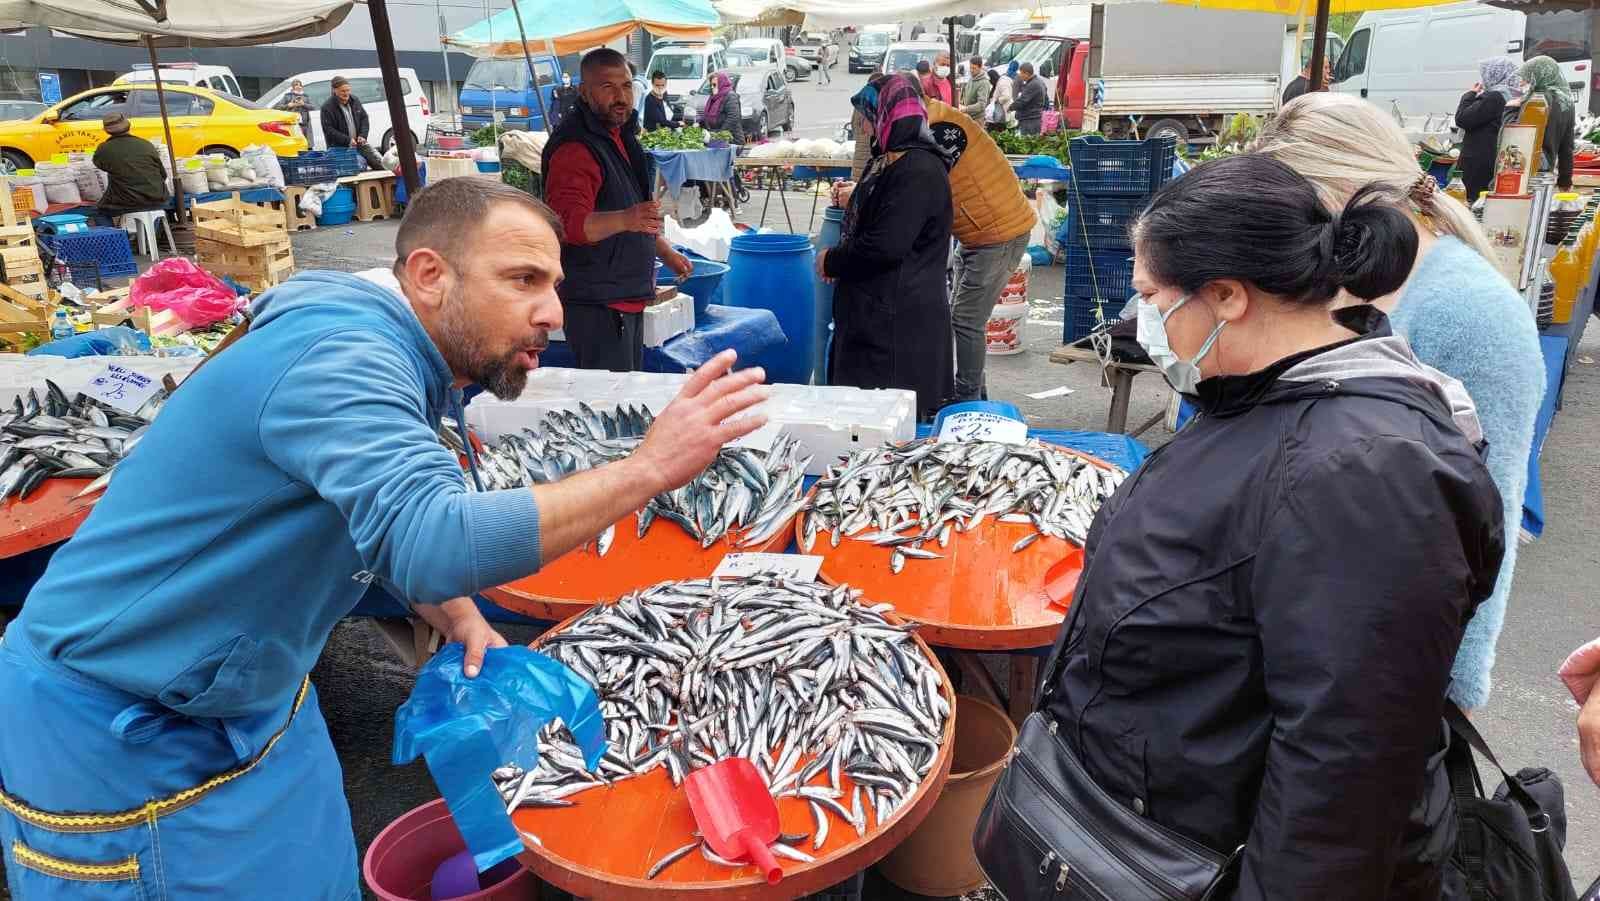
[804,438,1126,571]
[491,576,950,865]
[0,384,168,502]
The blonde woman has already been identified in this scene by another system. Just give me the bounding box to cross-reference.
[1252,92,1544,713]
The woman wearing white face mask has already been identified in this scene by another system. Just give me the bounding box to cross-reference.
[1001,154,1506,900]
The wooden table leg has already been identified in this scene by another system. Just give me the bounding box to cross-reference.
[1106,368,1134,433]
[1007,654,1038,728]
[1128,408,1165,438]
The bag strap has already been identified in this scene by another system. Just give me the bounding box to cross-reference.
[1443,701,1552,828]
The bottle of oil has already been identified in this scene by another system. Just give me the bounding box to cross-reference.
[1520,95,1551,178]
[1550,231,1583,324]
[1444,174,1468,203]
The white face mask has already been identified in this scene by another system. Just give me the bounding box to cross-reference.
[652,84,666,97]
[1126,293,1225,395]
[935,65,951,78]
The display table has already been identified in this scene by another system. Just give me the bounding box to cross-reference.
[734,157,847,233]
[649,148,738,219]
[536,304,785,374]
[1048,343,1166,436]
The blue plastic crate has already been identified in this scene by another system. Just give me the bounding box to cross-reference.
[1065,244,1136,301]
[327,147,364,177]
[1066,135,1178,197]
[281,151,338,185]
[1064,294,1123,344]
[42,227,136,280]
[59,258,105,291]
[1063,194,1146,250]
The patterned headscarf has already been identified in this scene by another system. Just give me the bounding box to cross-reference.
[1519,55,1574,115]
[1480,56,1521,102]
[873,74,927,152]
[704,71,734,125]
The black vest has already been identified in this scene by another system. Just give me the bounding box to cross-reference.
[542,103,656,306]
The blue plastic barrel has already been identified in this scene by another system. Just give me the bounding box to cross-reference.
[659,255,729,319]
[725,233,819,384]
[316,186,356,226]
[814,207,844,383]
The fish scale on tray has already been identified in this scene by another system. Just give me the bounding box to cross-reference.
[492,575,951,879]
[0,380,166,502]
[802,438,1128,572]
[442,403,810,554]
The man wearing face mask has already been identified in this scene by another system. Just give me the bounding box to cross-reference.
[922,56,955,104]
[643,70,680,131]
[544,48,693,371]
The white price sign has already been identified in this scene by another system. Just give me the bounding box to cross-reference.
[937,411,1027,445]
[85,363,160,413]
[712,553,823,582]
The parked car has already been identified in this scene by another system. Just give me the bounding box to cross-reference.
[880,41,948,77]
[0,100,46,122]
[262,67,430,152]
[849,29,894,73]
[115,63,242,98]
[648,44,730,112]
[794,32,841,68]
[0,84,304,172]
[728,38,812,82]
[686,65,795,138]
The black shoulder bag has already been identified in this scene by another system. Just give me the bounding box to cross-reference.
[971,588,1239,900]
[1442,702,1577,901]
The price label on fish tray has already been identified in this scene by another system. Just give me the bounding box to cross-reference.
[937,410,1028,445]
[712,553,823,582]
[85,364,160,414]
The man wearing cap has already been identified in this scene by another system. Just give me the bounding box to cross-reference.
[91,112,169,223]
[319,75,384,170]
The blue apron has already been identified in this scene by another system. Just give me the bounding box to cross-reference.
[0,629,359,900]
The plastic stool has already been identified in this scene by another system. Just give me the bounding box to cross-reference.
[119,210,174,259]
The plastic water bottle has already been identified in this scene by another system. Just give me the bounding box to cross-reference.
[50,309,73,341]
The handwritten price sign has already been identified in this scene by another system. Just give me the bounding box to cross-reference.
[712,553,824,582]
[86,364,160,414]
[937,410,1027,445]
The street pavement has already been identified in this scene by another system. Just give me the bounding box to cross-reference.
[3,85,1599,895]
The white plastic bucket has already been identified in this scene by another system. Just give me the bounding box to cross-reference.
[985,299,1028,355]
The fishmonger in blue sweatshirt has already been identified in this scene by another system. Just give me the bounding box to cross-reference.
[0,177,767,899]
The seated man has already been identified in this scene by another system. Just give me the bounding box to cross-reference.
[92,112,169,222]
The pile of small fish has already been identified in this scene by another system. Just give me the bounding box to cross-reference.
[492,576,951,879]
[447,403,810,553]
[802,438,1127,572]
[0,381,164,502]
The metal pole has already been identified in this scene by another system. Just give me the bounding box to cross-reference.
[144,36,190,249]
[947,19,957,103]
[1308,0,1330,92]
[368,0,422,194]
[437,3,457,125]
[507,0,553,133]
[1087,5,1104,81]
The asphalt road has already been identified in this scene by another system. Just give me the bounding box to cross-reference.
[784,67,869,141]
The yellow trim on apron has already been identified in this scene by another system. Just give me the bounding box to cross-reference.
[10,841,141,882]
[0,678,311,834]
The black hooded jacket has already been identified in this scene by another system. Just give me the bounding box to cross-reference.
[1040,308,1505,900]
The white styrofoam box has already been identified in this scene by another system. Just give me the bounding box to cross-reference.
[642,293,694,348]
[465,368,915,474]
[0,355,202,411]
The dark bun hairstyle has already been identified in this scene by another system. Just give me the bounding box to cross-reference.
[1131,154,1417,304]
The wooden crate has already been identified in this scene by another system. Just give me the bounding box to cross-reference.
[196,236,294,292]
[87,286,156,333]
[193,196,288,247]
[0,180,30,228]
[0,222,35,250]
[0,243,46,301]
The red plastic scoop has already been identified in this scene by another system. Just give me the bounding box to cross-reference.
[684,757,783,884]
[1041,546,1086,612]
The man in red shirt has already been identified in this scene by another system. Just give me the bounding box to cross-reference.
[543,48,692,371]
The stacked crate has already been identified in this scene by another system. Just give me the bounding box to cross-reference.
[193,196,295,293]
[0,183,47,302]
[1061,136,1177,343]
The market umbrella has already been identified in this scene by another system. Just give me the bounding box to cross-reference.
[0,1,357,243]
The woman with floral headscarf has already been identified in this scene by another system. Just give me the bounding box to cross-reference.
[1456,56,1521,201]
[817,74,954,419]
[1519,55,1576,188]
[700,71,745,144]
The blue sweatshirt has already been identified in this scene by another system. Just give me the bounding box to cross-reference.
[15,271,543,737]
[1390,237,1544,710]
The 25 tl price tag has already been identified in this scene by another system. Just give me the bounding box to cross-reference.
[712,553,824,582]
[85,364,160,414]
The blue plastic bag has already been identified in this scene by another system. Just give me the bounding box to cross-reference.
[393,643,605,872]
[26,326,152,358]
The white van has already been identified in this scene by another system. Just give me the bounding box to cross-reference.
[115,64,241,97]
[727,38,811,82]
[260,68,430,153]
[646,44,729,104]
[1332,1,1593,127]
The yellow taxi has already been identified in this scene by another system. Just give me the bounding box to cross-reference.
[0,83,307,171]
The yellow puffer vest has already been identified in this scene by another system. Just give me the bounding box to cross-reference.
[927,100,1035,247]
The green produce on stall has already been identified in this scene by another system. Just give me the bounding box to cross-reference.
[992,129,1088,163]
[640,127,734,151]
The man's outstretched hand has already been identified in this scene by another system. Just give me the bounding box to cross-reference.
[631,350,768,491]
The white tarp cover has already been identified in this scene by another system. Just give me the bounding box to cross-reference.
[0,0,354,47]
[714,0,1153,27]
